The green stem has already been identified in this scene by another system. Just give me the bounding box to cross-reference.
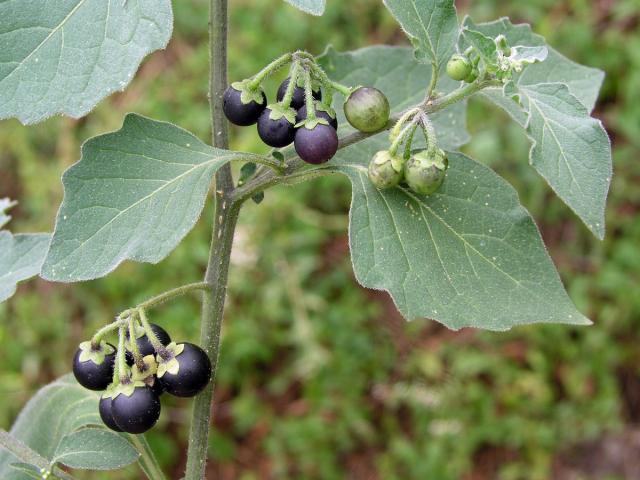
[90,319,125,347]
[0,429,76,480]
[184,0,237,477]
[128,317,145,371]
[137,309,170,360]
[390,108,420,142]
[136,282,212,311]
[248,52,292,90]
[389,120,417,157]
[426,61,438,99]
[308,63,351,97]
[116,324,129,383]
[280,60,301,108]
[303,67,316,120]
[129,434,167,480]
[419,114,438,153]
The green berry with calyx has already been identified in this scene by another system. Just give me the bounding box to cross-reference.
[446,54,472,82]
[368,151,403,189]
[404,149,448,196]
[464,67,479,83]
[344,87,390,133]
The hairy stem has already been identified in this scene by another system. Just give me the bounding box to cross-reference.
[129,434,167,480]
[184,0,236,478]
[135,282,211,311]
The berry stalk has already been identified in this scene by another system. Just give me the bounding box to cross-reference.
[302,67,316,121]
[248,52,292,90]
[280,60,301,108]
[138,309,170,360]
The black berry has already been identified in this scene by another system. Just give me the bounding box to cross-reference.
[72,344,115,391]
[112,385,161,434]
[276,77,321,109]
[296,104,338,130]
[127,323,171,357]
[99,396,123,432]
[159,343,212,397]
[257,108,296,148]
[294,123,339,165]
[223,85,267,126]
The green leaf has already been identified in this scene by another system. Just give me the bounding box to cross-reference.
[283,0,325,16]
[331,145,589,330]
[0,375,101,479]
[53,428,138,471]
[8,464,43,480]
[0,0,174,125]
[318,45,470,150]
[505,82,612,239]
[461,28,498,66]
[0,232,50,303]
[0,198,17,229]
[510,46,549,65]
[383,0,459,70]
[41,113,262,282]
[462,17,604,112]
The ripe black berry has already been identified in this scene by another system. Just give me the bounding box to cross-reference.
[294,123,339,165]
[257,108,296,148]
[276,77,321,110]
[296,104,338,130]
[112,385,161,434]
[72,343,115,391]
[223,85,267,126]
[99,395,123,432]
[127,323,171,357]
[158,343,212,397]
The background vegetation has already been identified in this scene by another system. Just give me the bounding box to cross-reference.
[1,0,639,478]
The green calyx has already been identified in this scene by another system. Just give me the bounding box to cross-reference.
[446,54,473,82]
[231,80,265,105]
[112,379,147,399]
[156,342,185,377]
[295,117,330,129]
[268,103,297,124]
[131,354,159,381]
[78,340,114,365]
[404,149,449,196]
[368,151,404,190]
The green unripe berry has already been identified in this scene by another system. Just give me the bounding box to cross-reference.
[344,87,390,133]
[368,151,403,189]
[446,54,472,82]
[404,149,448,196]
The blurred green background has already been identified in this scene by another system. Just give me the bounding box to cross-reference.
[1,0,639,479]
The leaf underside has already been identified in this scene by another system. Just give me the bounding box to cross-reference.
[0,232,50,304]
[53,428,139,470]
[283,0,326,16]
[0,0,174,125]
[319,45,588,330]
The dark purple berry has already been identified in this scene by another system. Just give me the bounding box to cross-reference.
[126,323,171,357]
[112,386,161,434]
[294,123,339,165]
[223,85,267,126]
[276,77,321,109]
[257,108,296,148]
[99,396,123,432]
[296,104,338,130]
[72,344,115,391]
[159,343,211,398]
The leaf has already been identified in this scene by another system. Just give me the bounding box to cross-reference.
[383,0,459,70]
[505,82,612,239]
[331,145,589,330]
[0,375,101,479]
[461,28,498,66]
[53,428,138,470]
[0,0,174,125]
[41,113,262,282]
[0,198,18,229]
[0,232,50,303]
[282,0,325,15]
[510,45,548,65]
[461,17,604,112]
[318,45,470,150]
[8,464,43,480]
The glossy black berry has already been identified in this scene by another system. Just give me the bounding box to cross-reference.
[257,108,296,148]
[99,396,123,432]
[276,77,321,109]
[159,343,212,397]
[296,104,338,130]
[112,386,161,434]
[72,344,115,391]
[127,323,171,357]
[223,85,267,126]
[294,123,339,165]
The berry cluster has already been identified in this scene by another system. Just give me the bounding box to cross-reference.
[446,35,523,84]
[223,51,390,165]
[368,110,448,196]
[73,313,211,434]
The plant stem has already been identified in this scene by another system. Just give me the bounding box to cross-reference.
[426,61,438,99]
[138,308,170,360]
[129,434,167,480]
[90,319,125,347]
[116,324,129,383]
[136,282,212,311]
[184,0,236,478]
[303,67,316,120]
[248,52,292,89]
[281,60,301,108]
